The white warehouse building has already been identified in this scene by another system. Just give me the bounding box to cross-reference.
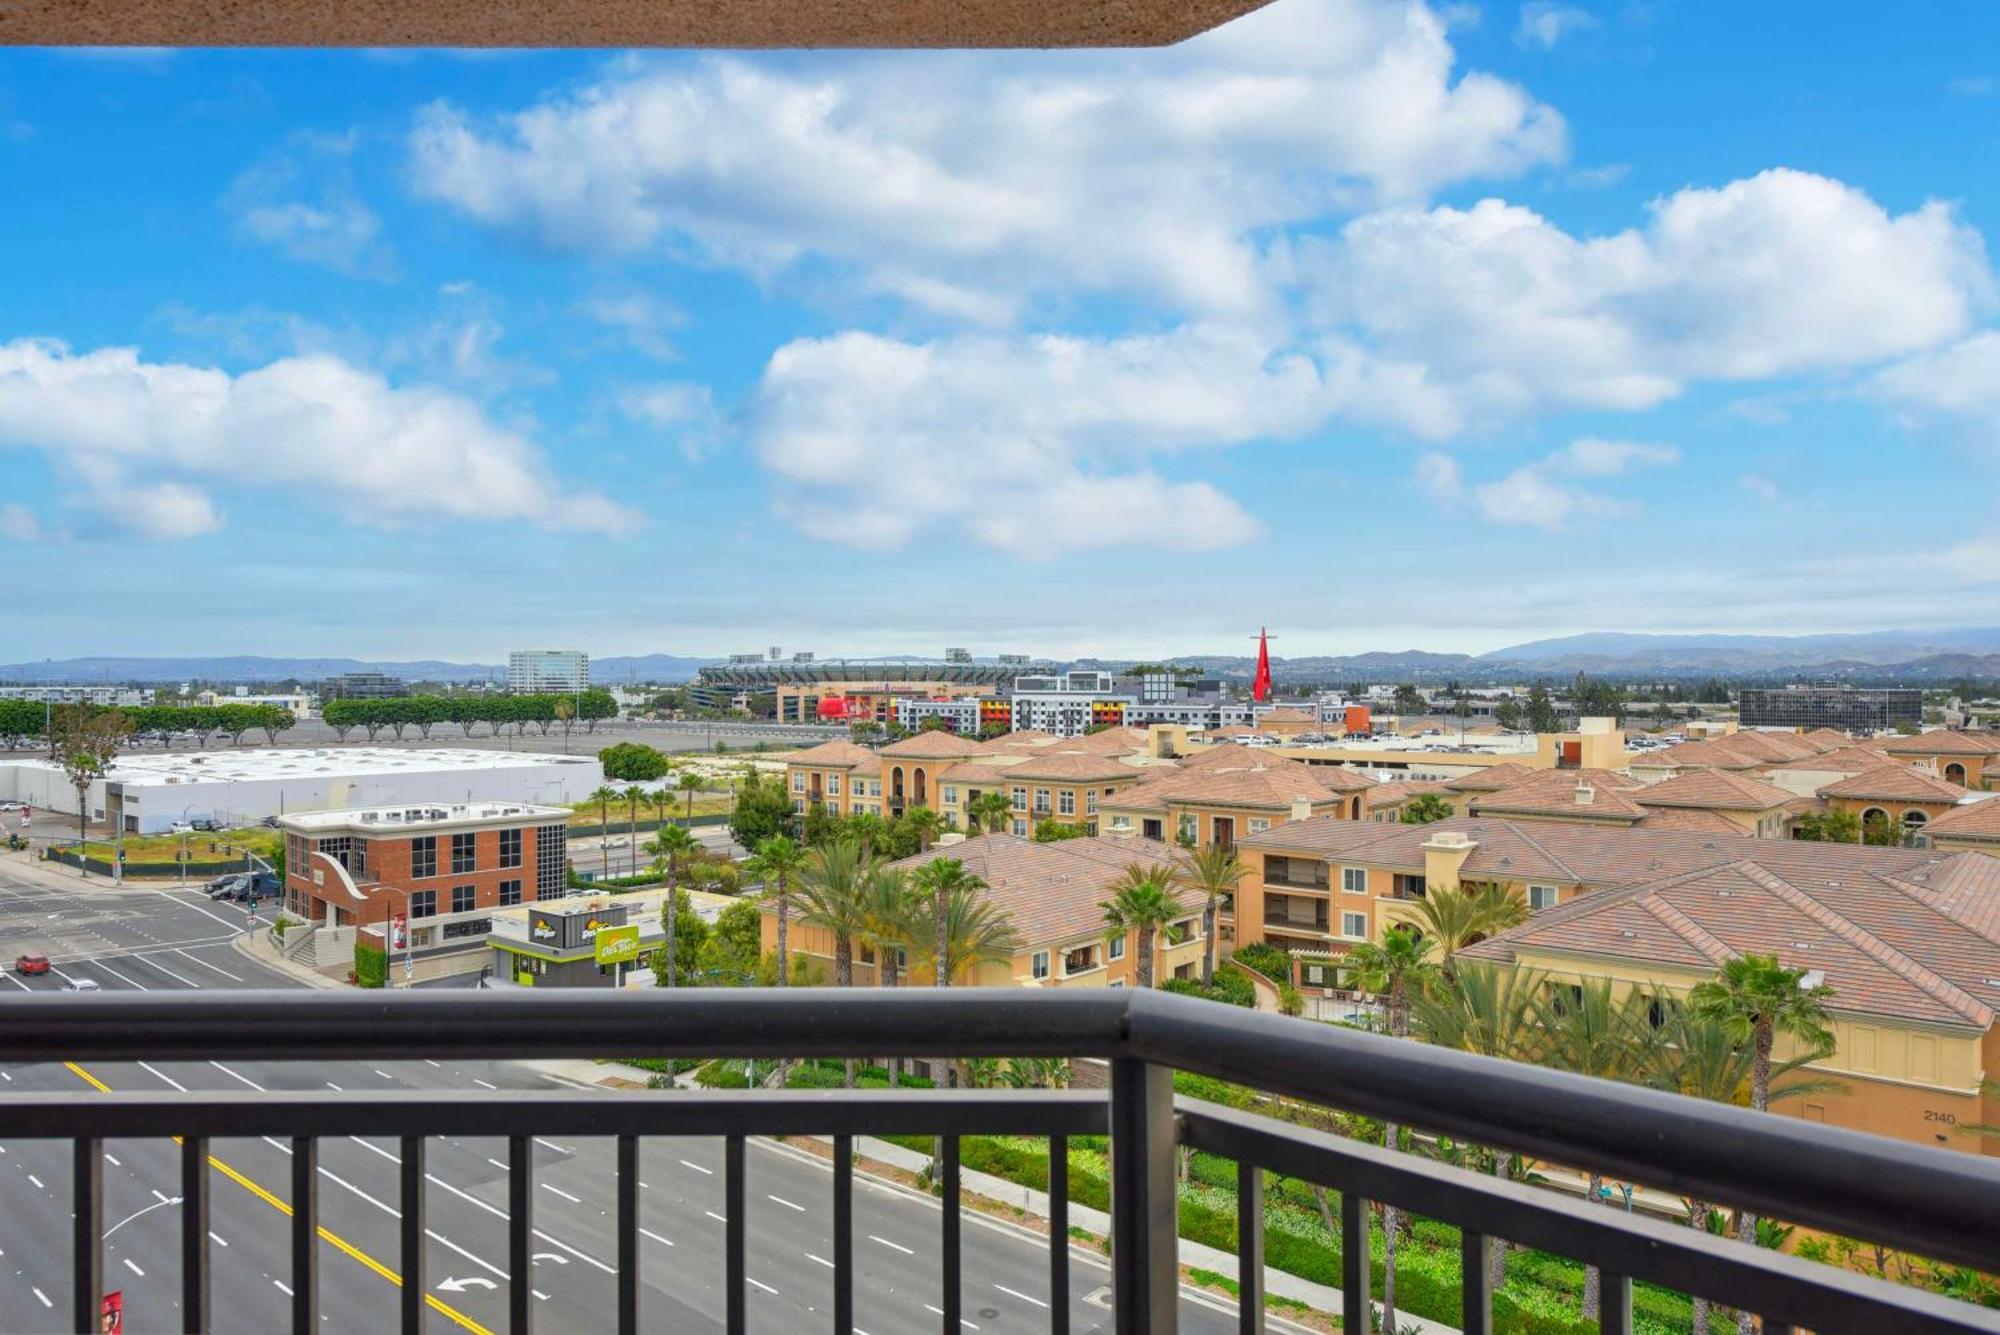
[0,747,604,834]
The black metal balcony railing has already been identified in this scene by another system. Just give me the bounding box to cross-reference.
[4,988,1999,1335]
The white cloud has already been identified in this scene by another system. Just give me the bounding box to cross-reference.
[0,503,39,542]
[1515,2,1597,49]
[748,326,1309,554]
[1739,473,1780,503]
[408,0,1565,319]
[1869,331,2000,446]
[1416,436,1677,529]
[581,292,686,360]
[226,133,393,278]
[1301,169,1993,426]
[621,382,725,461]
[0,338,635,540]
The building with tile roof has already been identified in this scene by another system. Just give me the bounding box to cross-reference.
[767,833,1206,988]
[1629,769,1800,838]
[1463,768,1649,827]
[1101,752,1376,850]
[1923,796,2000,854]
[1883,729,2000,790]
[1459,852,2000,1156]
[1817,764,1973,837]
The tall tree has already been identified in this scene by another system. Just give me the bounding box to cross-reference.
[589,785,620,878]
[49,706,131,848]
[905,806,946,851]
[678,770,705,820]
[649,825,700,987]
[1526,682,1559,733]
[798,839,876,1087]
[746,836,808,987]
[1399,793,1454,825]
[622,784,649,836]
[1176,844,1241,985]
[1100,864,1180,988]
[1409,881,1527,977]
[967,791,1012,835]
[1689,952,1836,1328]
[1531,978,1658,1319]
[910,858,981,990]
[857,866,921,1086]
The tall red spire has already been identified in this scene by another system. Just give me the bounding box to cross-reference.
[1252,627,1272,703]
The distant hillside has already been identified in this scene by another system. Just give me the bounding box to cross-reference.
[0,654,715,685]
[1484,629,2000,673]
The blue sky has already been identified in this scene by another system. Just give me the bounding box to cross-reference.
[3,1,1998,662]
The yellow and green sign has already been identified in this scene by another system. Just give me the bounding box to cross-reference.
[594,924,641,965]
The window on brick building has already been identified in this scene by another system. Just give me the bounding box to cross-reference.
[499,879,523,907]
[411,837,437,879]
[451,832,476,874]
[499,828,522,869]
[411,890,437,918]
[451,885,476,914]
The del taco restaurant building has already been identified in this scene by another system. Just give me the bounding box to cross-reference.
[487,894,652,987]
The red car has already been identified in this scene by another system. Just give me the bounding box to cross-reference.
[15,952,50,976]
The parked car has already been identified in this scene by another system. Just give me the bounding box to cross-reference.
[62,977,100,992]
[190,817,220,832]
[15,951,50,975]
[0,800,24,813]
[210,872,278,902]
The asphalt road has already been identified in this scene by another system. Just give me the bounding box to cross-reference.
[0,873,1275,1335]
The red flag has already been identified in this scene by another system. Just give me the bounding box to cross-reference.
[1252,628,1272,703]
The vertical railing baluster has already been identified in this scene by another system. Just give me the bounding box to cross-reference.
[73,1137,102,1335]
[182,1136,209,1335]
[833,1133,854,1335]
[291,1137,317,1334]
[1339,1189,1369,1335]
[509,1133,533,1335]
[1460,1230,1491,1335]
[942,1136,962,1332]
[400,1136,425,1335]
[725,1133,746,1335]
[1109,1058,1178,1335]
[1599,1272,1633,1335]
[1236,1161,1265,1335]
[617,1135,639,1335]
[1049,1134,1069,1335]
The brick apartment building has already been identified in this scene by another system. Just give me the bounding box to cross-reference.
[279,803,571,956]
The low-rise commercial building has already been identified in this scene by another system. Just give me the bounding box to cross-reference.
[485,886,737,988]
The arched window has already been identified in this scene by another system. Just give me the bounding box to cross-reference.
[1902,809,1928,829]
[1944,763,1967,785]
[1861,806,1888,829]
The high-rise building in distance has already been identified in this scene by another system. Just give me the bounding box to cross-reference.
[507,649,589,694]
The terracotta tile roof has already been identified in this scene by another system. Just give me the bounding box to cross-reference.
[878,732,991,760]
[1258,708,1316,723]
[979,729,1062,750]
[1468,769,1649,822]
[1362,780,1453,812]
[1724,731,1821,763]
[1887,853,2000,943]
[935,755,1030,783]
[1461,856,2000,1029]
[1922,797,2000,844]
[1632,738,1768,771]
[999,750,1146,783]
[1633,807,1745,834]
[1067,726,1156,755]
[1800,728,1860,750]
[1768,745,1893,774]
[1632,769,1798,812]
[785,740,880,769]
[1442,763,1538,794]
[1179,743,1261,770]
[1816,764,1971,804]
[1103,753,1370,815]
[1885,729,2000,756]
[892,834,1196,949]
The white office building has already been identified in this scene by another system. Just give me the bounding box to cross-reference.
[508,650,590,694]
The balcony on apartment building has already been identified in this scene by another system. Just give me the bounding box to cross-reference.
[3,988,1995,1335]
[1260,856,1330,892]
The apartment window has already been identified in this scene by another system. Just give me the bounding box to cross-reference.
[1058,789,1076,816]
[1109,815,1133,833]
[792,772,805,793]
[1341,911,1368,939]
[1342,867,1367,894]
[868,780,881,798]
[1012,819,1028,836]
[1031,951,1050,980]
[1012,787,1028,811]
[499,879,523,907]
[1177,814,1197,844]
[410,836,437,880]
[1529,884,1559,911]
[1248,818,1269,833]
[451,884,476,915]
[1034,788,1051,814]
[828,773,842,796]
[1063,945,1096,975]
[793,799,806,813]
[498,828,523,869]
[451,832,476,874]
[1109,936,1126,961]
[943,786,958,805]
[1086,790,1099,815]
[410,890,437,919]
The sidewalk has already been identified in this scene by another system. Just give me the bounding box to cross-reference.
[231,923,350,989]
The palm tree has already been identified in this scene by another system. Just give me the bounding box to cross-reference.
[798,839,876,1087]
[1689,952,1835,1326]
[649,782,675,830]
[1177,844,1241,985]
[1531,977,1657,1319]
[968,791,1012,835]
[1340,926,1442,1334]
[1409,881,1526,977]
[746,835,808,986]
[622,784,648,838]
[1100,864,1180,988]
[906,806,946,852]
[910,858,981,989]
[846,811,889,856]
[858,866,922,1086]
[1412,960,1546,1290]
[1399,792,1454,825]
[678,770,705,821]
[932,882,1023,1089]
[649,825,700,987]
[589,785,620,878]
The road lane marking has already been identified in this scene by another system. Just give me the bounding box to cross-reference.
[152,1190,171,1204]
[209,1232,229,1248]
[925,1305,980,1329]
[472,1078,497,1090]
[30,1287,50,1308]
[424,1060,441,1068]
[348,1137,399,1165]
[705,1210,727,1223]
[1,972,29,991]
[84,960,150,990]
[122,1258,144,1277]
[638,1228,674,1248]
[139,1062,187,1091]
[679,1158,712,1175]
[373,1070,393,1080]
[27,1173,43,1189]
[534,1138,571,1154]
[421,1170,616,1275]
[870,1235,914,1255]
[748,1278,778,1295]
[487,1158,508,1171]
[103,1153,120,1167]
[129,954,199,987]
[274,1279,293,1296]
[210,1061,264,1090]
[540,1184,582,1204]
[177,949,244,981]
[63,1060,494,1335]
[994,1283,1048,1307]
[326,1082,344,1092]
[156,889,250,933]
[767,1194,805,1212]
[806,1252,834,1269]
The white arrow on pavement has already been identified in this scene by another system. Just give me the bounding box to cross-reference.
[531,1252,570,1265]
[436,1277,499,1293]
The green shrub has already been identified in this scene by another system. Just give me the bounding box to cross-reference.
[1230,943,1292,984]
[353,941,387,989]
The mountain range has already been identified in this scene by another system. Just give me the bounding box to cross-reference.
[8,628,2000,685]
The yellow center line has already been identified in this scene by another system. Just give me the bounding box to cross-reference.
[63,1060,493,1335]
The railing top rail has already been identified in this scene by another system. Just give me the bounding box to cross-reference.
[5,987,1996,1272]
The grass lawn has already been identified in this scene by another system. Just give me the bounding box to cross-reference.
[566,795,735,825]
[78,828,282,863]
